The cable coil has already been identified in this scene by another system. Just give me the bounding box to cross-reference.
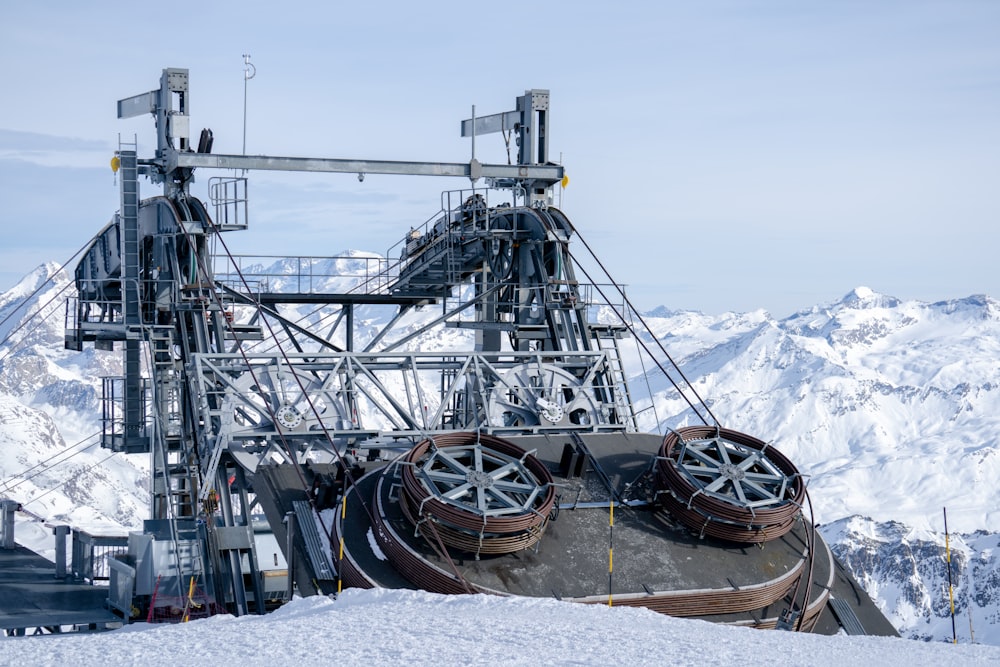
[655,426,805,543]
[399,432,556,556]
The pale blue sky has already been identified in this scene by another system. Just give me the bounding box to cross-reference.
[1,1,997,316]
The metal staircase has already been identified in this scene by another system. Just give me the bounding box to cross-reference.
[594,326,638,432]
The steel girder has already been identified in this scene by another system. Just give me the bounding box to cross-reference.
[190,350,631,472]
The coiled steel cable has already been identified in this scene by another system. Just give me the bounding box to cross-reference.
[655,426,805,543]
[398,432,556,555]
[571,550,805,617]
[372,466,491,595]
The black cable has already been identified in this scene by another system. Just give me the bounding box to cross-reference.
[0,240,89,335]
[795,488,818,632]
[201,218,382,533]
[0,281,73,362]
[170,206,375,553]
[564,245,715,426]
[227,253,389,356]
[562,219,720,426]
[0,242,112,510]
[21,451,120,507]
[0,432,101,494]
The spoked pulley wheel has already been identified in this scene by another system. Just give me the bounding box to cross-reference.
[655,426,805,543]
[399,432,556,556]
[486,214,515,281]
[486,363,603,428]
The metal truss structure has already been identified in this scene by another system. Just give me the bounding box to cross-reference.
[192,350,629,448]
[40,67,900,641]
[64,68,639,614]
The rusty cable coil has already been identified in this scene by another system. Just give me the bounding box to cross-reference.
[570,531,835,626]
[369,460,828,623]
[398,432,556,555]
[371,468,494,594]
[397,485,547,555]
[569,543,806,617]
[655,426,805,543]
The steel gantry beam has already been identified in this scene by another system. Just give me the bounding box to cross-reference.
[121,68,563,197]
[165,153,563,184]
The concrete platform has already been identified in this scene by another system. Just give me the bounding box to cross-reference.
[280,431,898,635]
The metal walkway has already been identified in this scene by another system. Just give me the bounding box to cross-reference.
[0,545,120,634]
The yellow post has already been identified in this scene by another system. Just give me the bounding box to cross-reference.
[182,576,196,623]
[337,493,348,594]
[944,507,957,644]
[607,500,614,607]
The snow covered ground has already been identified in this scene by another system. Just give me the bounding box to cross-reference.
[1,589,996,665]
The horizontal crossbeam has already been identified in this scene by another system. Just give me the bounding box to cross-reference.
[165,153,563,183]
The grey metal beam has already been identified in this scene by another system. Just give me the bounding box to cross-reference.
[168,153,563,182]
[460,110,521,137]
[117,90,158,119]
[254,292,431,306]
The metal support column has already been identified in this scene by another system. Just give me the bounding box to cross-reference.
[0,499,17,549]
[233,466,265,614]
[53,525,70,577]
[119,149,147,452]
[216,465,249,616]
[283,512,295,601]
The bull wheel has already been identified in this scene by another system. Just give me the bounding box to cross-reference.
[487,363,603,427]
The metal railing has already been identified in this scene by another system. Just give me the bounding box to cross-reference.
[212,254,391,296]
[209,176,249,230]
[70,529,129,583]
[100,376,151,449]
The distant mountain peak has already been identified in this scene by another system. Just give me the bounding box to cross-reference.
[838,286,900,310]
[3,262,65,299]
[645,305,682,318]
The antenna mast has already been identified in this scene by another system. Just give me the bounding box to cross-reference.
[242,54,256,156]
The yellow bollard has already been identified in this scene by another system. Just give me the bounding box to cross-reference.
[337,493,348,594]
[607,500,614,607]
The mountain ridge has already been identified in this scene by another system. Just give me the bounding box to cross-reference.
[0,267,996,643]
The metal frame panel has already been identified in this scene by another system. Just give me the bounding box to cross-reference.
[191,349,631,467]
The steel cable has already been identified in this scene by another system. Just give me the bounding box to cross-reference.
[0,431,102,495]
[561,218,719,427]
[655,426,805,543]
[398,432,555,555]
[0,240,89,340]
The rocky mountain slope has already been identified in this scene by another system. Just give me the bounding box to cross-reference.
[0,264,147,541]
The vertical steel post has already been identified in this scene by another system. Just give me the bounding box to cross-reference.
[218,466,248,616]
[944,507,957,644]
[607,499,614,607]
[53,524,70,577]
[0,499,17,549]
[284,511,295,601]
[234,466,265,614]
[337,494,347,595]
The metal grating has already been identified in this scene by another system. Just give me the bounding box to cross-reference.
[292,501,336,581]
[829,597,867,636]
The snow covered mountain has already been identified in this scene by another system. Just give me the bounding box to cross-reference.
[822,515,998,644]
[630,287,1000,536]
[624,287,1000,643]
[0,264,147,549]
[1,263,997,645]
